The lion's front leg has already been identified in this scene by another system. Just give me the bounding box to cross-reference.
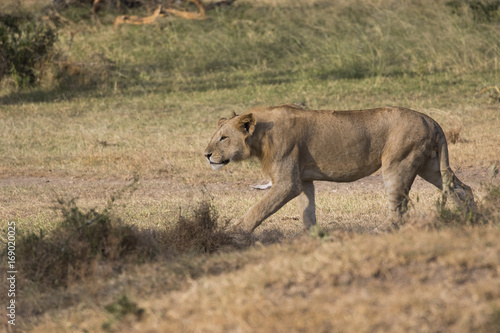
[232,183,302,233]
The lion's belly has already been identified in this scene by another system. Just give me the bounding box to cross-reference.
[301,160,381,182]
[299,129,385,182]
[299,142,383,182]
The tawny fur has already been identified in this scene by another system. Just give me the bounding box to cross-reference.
[204,104,475,232]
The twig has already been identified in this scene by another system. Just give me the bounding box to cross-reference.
[478,86,500,96]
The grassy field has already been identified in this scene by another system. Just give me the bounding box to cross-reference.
[1,0,500,331]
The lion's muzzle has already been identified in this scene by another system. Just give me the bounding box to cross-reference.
[204,152,229,170]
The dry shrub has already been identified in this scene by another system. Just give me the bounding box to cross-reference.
[16,198,143,287]
[14,195,249,288]
[165,200,263,252]
[444,125,462,144]
[166,201,236,254]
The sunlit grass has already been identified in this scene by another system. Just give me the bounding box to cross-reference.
[1,0,500,331]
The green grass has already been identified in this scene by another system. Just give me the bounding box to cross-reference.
[1,0,500,331]
[2,0,500,101]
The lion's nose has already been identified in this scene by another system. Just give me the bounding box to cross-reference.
[204,152,212,160]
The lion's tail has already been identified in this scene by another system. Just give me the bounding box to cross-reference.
[436,124,452,183]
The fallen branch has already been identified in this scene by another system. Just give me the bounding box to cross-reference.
[113,0,236,30]
[113,5,163,30]
[163,0,206,20]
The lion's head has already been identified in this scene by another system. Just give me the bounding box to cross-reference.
[203,113,256,170]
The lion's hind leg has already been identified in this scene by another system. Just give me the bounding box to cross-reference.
[296,181,316,229]
[382,169,417,223]
[417,156,448,208]
[417,157,476,212]
[441,169,476,212]
[417,156,444,191]
[450,173,476,210]
[380,152,424,229]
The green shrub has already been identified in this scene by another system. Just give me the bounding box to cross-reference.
[0,13,57,87]
[447,0,500,22]
[102,294,144,330]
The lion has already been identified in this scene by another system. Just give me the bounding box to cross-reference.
[203,104,475,232]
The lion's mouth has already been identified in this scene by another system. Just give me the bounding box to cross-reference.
[210,159,229,170]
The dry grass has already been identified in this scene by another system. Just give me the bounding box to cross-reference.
[1,0,500,332]
[2,174,499,332]
[19,226,500,332]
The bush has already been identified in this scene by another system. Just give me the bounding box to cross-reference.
[16,198,141,287]
[14,194,240,288]
[167,201,234,254]
[0,13,57,87]
[447,0,500,22]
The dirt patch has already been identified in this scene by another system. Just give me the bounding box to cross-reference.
[0,166,491,221]
[0,165,487,192]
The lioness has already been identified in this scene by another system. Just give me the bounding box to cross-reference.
[204,104,475,232]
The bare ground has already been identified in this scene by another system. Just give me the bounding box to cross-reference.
[0,166,490,221]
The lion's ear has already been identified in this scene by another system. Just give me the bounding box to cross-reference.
[217,118,227,127]
[237,113,256,135]
[231,111,238,118]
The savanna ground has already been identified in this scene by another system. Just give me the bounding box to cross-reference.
[1,0,500,331]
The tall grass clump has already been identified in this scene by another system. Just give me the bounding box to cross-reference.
[479,165,500,225]
[306,0,500,78]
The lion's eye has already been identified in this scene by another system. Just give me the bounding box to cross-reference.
[219,136,227,142]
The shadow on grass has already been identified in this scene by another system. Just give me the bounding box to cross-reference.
[0,59,410,106]
[13,197,286,290]
[0,64,297,105]
[11,194,287,323]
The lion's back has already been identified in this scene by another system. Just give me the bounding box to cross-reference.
[251,105,443,182]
